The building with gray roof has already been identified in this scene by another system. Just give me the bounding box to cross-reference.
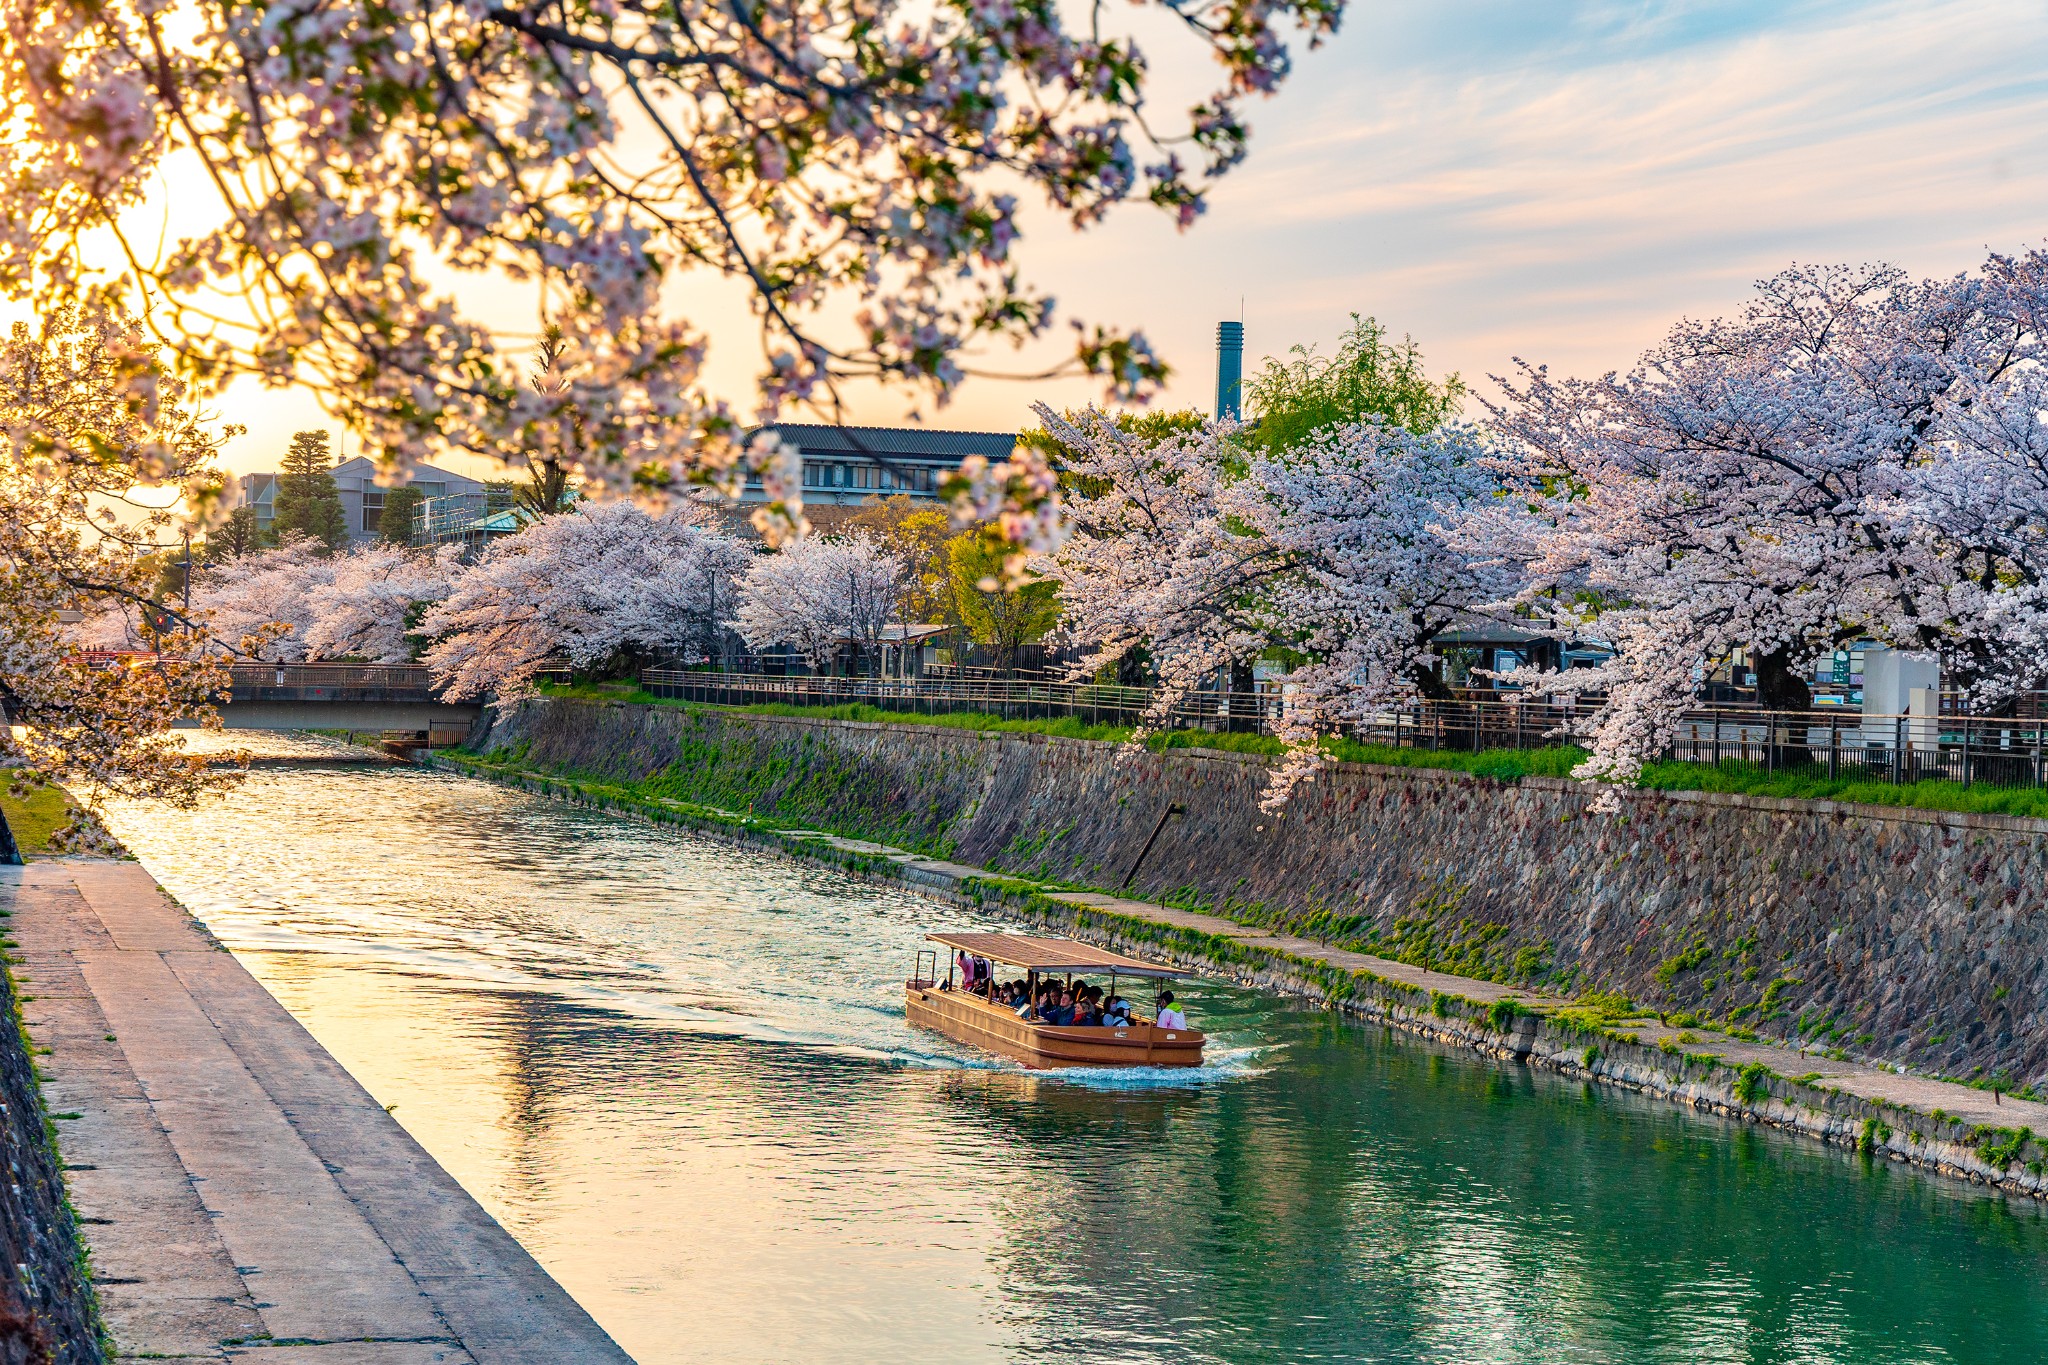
[740,423,1017,508]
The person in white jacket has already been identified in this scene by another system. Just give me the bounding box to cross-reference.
[1154,991,1187,1030]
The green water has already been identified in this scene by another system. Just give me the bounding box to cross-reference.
[100,735,2048,1363]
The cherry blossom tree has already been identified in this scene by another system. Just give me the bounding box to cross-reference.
[3,0,1343,549]
[421,501,751,698]
[304,544,461,662]
[189,538,336,662]
[1487,253,2048,788]
[0,305,240,828]
[733,534,904,667]
[1042,403,1523,800]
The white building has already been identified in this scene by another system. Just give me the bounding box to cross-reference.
[232,458,485,545]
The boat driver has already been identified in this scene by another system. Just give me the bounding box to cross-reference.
[1155,992,1187,1030]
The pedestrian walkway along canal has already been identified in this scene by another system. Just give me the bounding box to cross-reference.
[101,733,2048,1364]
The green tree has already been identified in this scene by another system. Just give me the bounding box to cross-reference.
[948,529,1061,672]
[1244,314,1463,453]
[271,430,349,551]
[845,496,953,623]
[205,506,264,561]
[377,486,426,544]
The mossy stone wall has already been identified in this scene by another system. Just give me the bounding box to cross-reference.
[0,951,99,1361]
[485,698,2048,1090]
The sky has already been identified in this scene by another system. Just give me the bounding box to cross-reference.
[165,0,2048,478]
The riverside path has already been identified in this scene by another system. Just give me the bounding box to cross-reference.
[1,859,631,1365]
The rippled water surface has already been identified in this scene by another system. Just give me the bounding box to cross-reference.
[97,733,2048,1364]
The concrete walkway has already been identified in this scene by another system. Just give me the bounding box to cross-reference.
[795,830,2048,1137]
[1,860,633,1365]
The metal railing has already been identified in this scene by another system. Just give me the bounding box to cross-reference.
[642,667,1217,728]
[1660,707,2048,789]
[640,668,2048,790]
[226,663,435,693]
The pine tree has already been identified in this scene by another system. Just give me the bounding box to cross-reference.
[271,430,349,552]
[204,506,264,562]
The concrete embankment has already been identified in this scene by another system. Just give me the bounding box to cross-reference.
[445,697,2048,1199]
[477,697,2048,1091]
[2,859,632,1365]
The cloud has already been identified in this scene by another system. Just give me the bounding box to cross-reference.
[971,0,2048,426]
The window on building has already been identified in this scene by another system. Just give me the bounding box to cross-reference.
[362,487,384,533]
[804,462,819,488]
[855,464,872,490]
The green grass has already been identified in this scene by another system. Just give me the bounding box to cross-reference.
[727,700,1137,742]
[532,680,666,705]
[531,683,2048,820]
[1634,758,2048,820]
[0,774,74,855]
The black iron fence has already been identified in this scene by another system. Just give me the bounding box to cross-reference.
[1662,707,2048,789]
[641,669,2048,790]
[640,668,1219,728]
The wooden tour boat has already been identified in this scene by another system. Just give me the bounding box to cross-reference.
[906,931,1205,1069]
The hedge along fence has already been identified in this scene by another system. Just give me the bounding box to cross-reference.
[426,747,2048,1202]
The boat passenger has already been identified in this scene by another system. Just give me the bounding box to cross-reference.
[1155,991,1187,1030]
[1103,997,1132,1026]
[1046,990,1076,1026]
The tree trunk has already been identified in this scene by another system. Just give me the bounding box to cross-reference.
[0,805,22,866]
[1751,646,1813,768]
[1409,659,1454,702]
[1227,659,1256,733]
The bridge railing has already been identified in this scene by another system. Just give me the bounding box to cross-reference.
[226,663,434,693]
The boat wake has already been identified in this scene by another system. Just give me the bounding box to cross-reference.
[1020,1041,1273,1089]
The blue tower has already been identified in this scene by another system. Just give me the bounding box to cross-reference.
[1215,321,1244,421]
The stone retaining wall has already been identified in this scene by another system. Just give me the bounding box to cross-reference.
[481,699,2048,1091]
[0,946,99,1362]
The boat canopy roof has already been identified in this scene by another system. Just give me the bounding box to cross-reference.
[927,932,1184,978]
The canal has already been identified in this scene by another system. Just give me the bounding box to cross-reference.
[100,735,2048,1364]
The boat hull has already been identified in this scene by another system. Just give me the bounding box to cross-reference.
[906,984,1205,1068]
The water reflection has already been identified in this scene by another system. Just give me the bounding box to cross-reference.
[97,733,2048,1364]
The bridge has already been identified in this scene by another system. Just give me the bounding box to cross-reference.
[192,663,481,736]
